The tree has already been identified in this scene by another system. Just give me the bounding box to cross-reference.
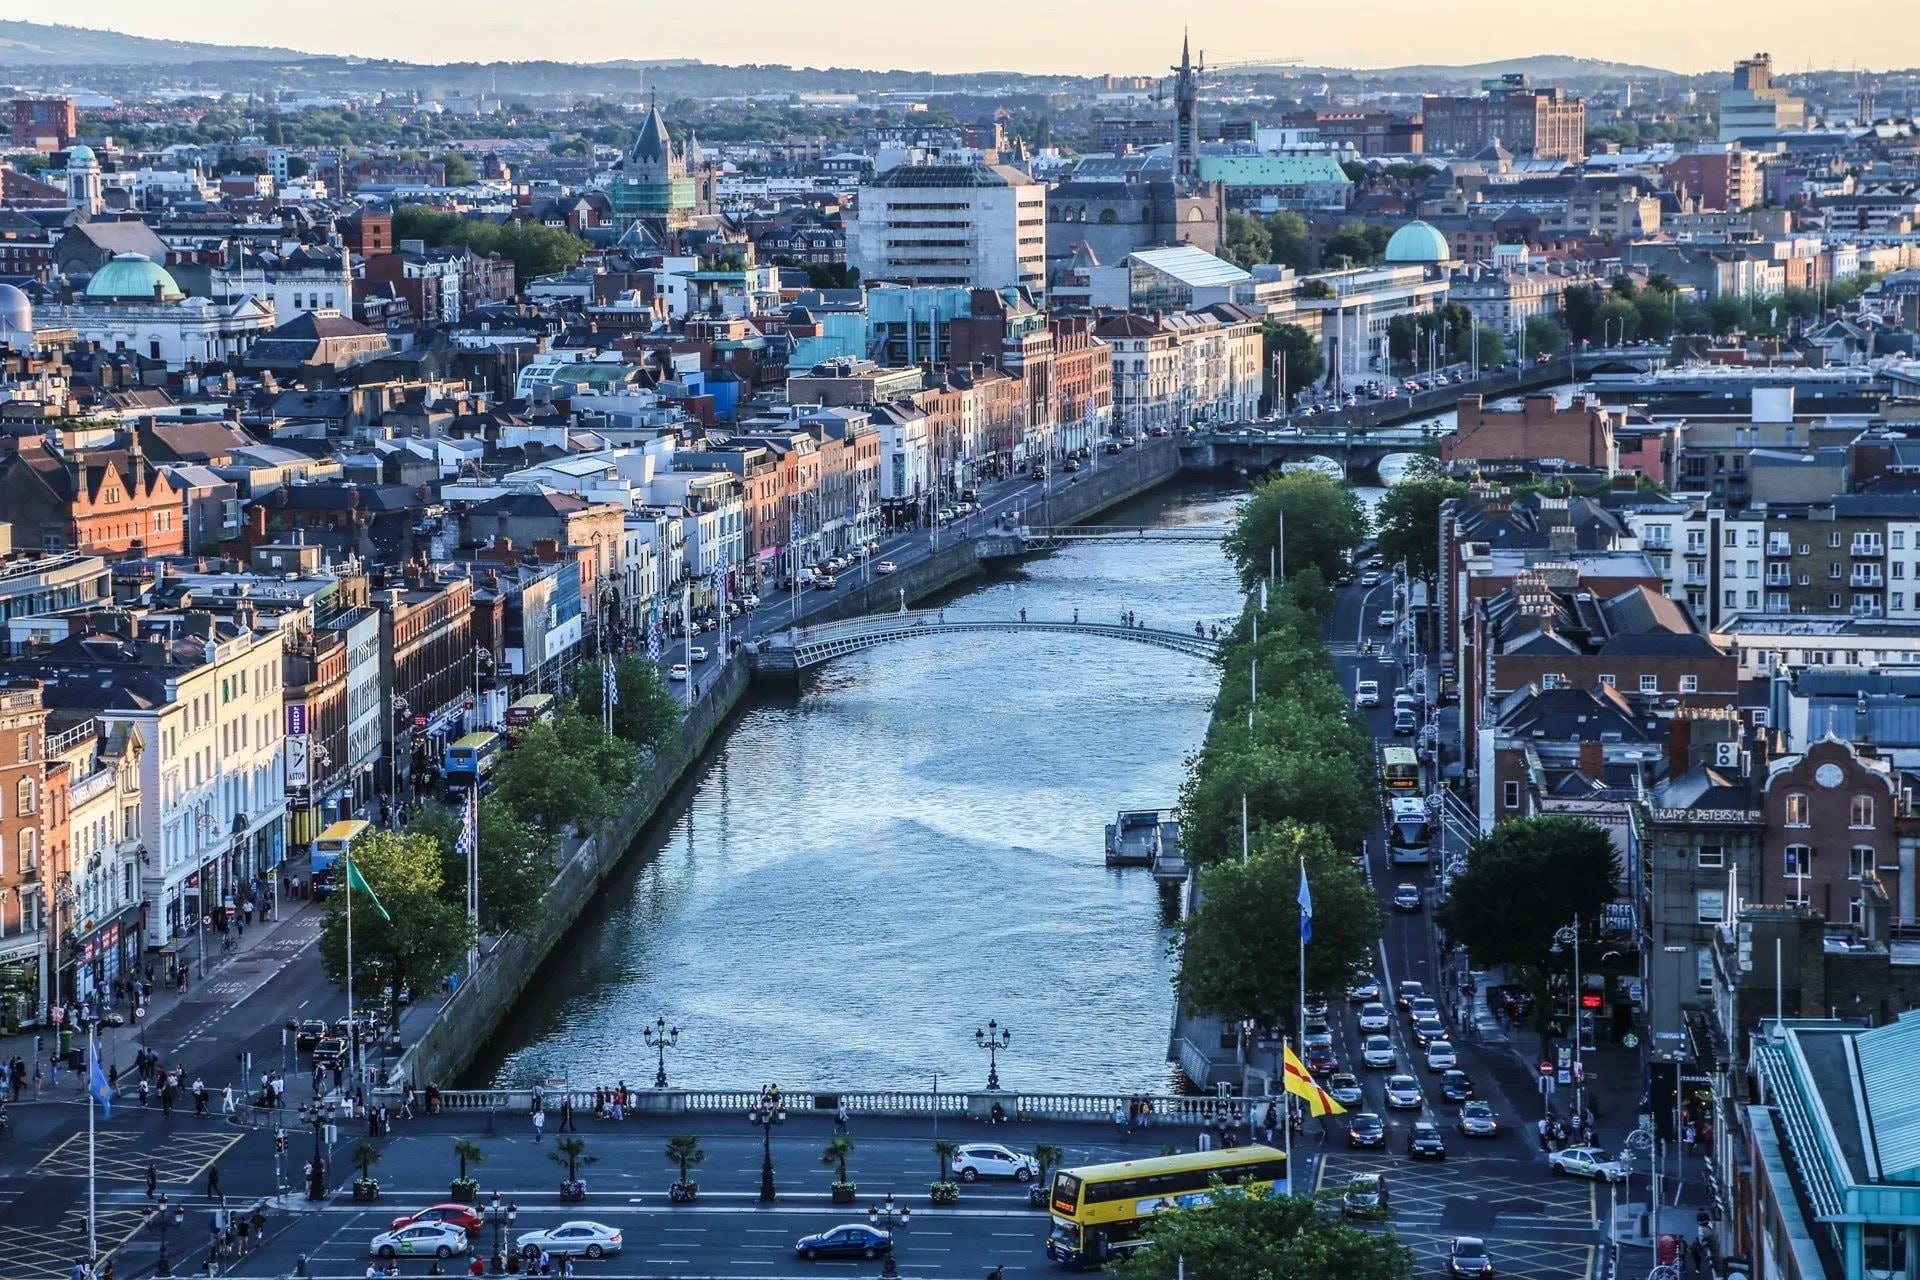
[1221,212,1271,270]
[566,655,684,755]
[411,795,557,935]
[1033,1143,1065,1190]
[451,1138,485,1188]
[1180,713,1379,864]
[490,714,638,836]
[1260,321,1323,408]
[1177,825,1385,1029]
[1471,324,1510,367]
[1322,219,1382,267]
[1523,315,1568,358]
[352,1140,382,1183]
[1386,314,1418,367]
[437,153,477,185]
[1264,210,1316,273]
[931,1139,959,1183]
[821,1135,856,1187]
[1107,1188,1412,1280]
[665,1134,705,1188]
[550,1136,597,1183]
[1633,291,1676,343]
[1592,298,1641,346]
[1706,295,1750,335]
[316,830,474,1029]
[1435,816,1621,1018]
[1222,470,1367,591]
[1561,284,1602,343]
[1374,476,1467,586]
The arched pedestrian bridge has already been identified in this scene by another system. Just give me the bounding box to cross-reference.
[747,608,1222,674]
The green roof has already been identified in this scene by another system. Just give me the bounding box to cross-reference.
[85,252,183,302]
[1196,154,1352,187]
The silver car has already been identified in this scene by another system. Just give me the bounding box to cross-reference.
[1362,1035,1397,1068]
[1357,1002,1391,1033]
[1385,1074,1424,1109]
[515,1222,623,1260]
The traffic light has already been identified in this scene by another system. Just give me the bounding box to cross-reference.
[275,1130,288,1154]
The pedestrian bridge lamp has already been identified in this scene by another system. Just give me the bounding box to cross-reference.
[487,1190,519,1274]
[975,1019,1011,1090]
[644,1016,679,1089]
[748,1089,787,1202]
[149,1193,184,1277]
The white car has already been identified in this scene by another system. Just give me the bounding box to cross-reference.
[689,646,710,663]
[742,593,761,608]
[1384,1074,1424,1109]
[874,560,897,575]
[1549,1146,1627,1182]
[1355,680,1381,708]
[372,1223,468,1260]
[1361,1034,1397,1068]
[1357,1002,1391,1033]
[1376,609,1397,629]
[1425,1040,1459,1071]
[515,1221,624,1260]
[667,663,689,682]
[951,1142,1039,1182]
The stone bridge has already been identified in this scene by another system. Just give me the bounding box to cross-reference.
[747,608,1221,674]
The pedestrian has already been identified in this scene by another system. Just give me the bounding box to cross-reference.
[138,1077,151,1108]
[402,1084,416,1119]
[1689,1239,1705,1273]
[1112,1103,1126,1136]
[237,1217,250,1254]
[468,1258,484,1278]
[206,1164,222,1202]
[146,1162,158,1200]
[1537,1116,1550,1152]
[100,1262,114,1280]
[559,1098,574,1133]
[379,1104,391,1135]
[194,1078,208,1116]
[69,1259,88,1280]
[222,1085,234,1115]
[532,1107,546,1142]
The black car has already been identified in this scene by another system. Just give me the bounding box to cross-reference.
[1347,1111,1387,1148]
[1409,1121,1447,1160]
[795,1226,892,1260]
[1440,1070,1476,1103]
[1447,1237,1494,1277]
[293,1019,328,1052]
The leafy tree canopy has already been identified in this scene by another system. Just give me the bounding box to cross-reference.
[1435,815,1621,980]
[1223,470,1367,592]
[1375,475,1467,583]
[1109,1188,1413,1280]
[317,830,474,1023]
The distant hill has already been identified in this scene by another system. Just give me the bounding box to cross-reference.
[0,20,306,66]
[1313,55,1684,83]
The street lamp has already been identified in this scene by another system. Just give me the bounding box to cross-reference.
[974,1019,1011,1091]
[299,1098,337,1197]
[868,1192,911,1229]
[487,1190,519,1273]
[747,1087,786,1203]
[1551,921,1585,1116]
[389,695,411,810]
[54,874,76,1010]
[643,1017,679,1089]
[149,1193,183,1277]
[191,808,220,978]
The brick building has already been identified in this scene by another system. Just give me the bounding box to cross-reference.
[0,681,48,1027]
[1760,736,1902,926]
[1444,393,1619,472]
[0,436,185,559]
[375,572,476,805]
[1664,149,1761,213]
[1422,77,1585,161]
[11,99,75,150]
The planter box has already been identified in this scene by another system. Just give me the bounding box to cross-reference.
[352,1181,380,1203]
[830,1186,857,1205]
[559,1182,587,1203]
[449,1181,479,1203]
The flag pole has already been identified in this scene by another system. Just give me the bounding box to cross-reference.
[345,848,355,1104]
[87,1022,97,1265]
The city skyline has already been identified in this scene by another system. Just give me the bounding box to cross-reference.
[9,1,1920,78]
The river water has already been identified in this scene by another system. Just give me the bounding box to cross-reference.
[471,481,1248,1094]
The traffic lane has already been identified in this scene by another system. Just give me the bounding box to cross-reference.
[253,1201,1055,1279]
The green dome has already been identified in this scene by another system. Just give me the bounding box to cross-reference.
[85,253,183,302]
[1383,220,1451,263]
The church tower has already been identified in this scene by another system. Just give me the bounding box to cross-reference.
[1172,33,1201,187]
[66,144,101,216]
[611,95,697,232]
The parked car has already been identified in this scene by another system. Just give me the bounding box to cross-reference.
[515,1222,623,1260]
[951,1143,1038,1182]
[1408,1121,1447,1159]
[1347,1111,1387,1148]
[795,1225,893,1260]
[371,1224,467,1260]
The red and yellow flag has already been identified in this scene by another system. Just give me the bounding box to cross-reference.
[1282,1043,1346,1117]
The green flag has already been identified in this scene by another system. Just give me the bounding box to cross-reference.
[344,854,391,922]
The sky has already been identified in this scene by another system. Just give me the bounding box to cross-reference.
[17,1,1920,76]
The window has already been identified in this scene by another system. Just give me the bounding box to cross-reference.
[1898,531,1910,551]
[1829,562,1844,579]
[1745,560,1758,578]
[14,778,33,815]
[1850,846,1873,880]
[1680,674,1699,693]
[1830,531,1843,548]
[1598,674,1616,686]
[1697,948,1716,993]
[1698,844,1725,869]
[1696,889,1725,923]
[1639,674,1659,693]
[1502,780,1521,809]
[1724,529,1738,548]
[1723,590,1737,609]
[1785,793,1810,826]
[1746,529,1760,546]
[1851,794,1874,828]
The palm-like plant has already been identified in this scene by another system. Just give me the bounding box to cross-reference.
[353,1141,382,1182]
[1032,1143,1064,1188]
[452,1138,484,1182]
[665,1135,705,1186]
[550,1136,596,1183]
[930,1139,961,1204]
[821,1135,856,1185]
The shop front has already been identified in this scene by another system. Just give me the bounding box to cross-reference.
[71,910,141,1006]
[0,937,44,1032]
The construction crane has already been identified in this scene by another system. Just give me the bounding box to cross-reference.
[1201,54,1304,73]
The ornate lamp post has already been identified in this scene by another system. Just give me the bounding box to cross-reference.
[1551,921,1584,1116]
[149,1193,183,1277]
[487,1189,519,1273]
[299,1097,338,1197]
[389,695,411,809]
[747,1087,786,1202]
[643,1017,679,1089]
[975,1019,1011,1091]
[868,1191,910,1229]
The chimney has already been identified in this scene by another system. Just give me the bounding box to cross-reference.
[1667,714,1695,775]
[1578,739,1606,780]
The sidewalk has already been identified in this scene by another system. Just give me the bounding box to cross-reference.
[0,856,324,1098]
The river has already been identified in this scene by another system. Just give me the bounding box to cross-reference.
[469,480,1248,1095]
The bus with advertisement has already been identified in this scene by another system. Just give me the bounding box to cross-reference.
[505,693,557,738]
[309,819,373,897]
[1380,746,1420,793]
[1388,795,1433,865]
[442,731,504,802]
[1044,1146,1286,1268]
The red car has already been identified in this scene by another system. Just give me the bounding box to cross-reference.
[391,1205,484,1236]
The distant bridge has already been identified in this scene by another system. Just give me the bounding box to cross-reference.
[747,608,1221,673]
[994,523,1234,552]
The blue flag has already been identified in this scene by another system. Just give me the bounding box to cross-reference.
[89,1038,113,1119]
[1298,859,1313,946]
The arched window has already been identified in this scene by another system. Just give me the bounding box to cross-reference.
[1099,209,1117,224]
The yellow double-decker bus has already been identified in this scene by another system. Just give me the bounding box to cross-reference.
[1044,1145,1286,1268]
[1381,746,1420,793]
